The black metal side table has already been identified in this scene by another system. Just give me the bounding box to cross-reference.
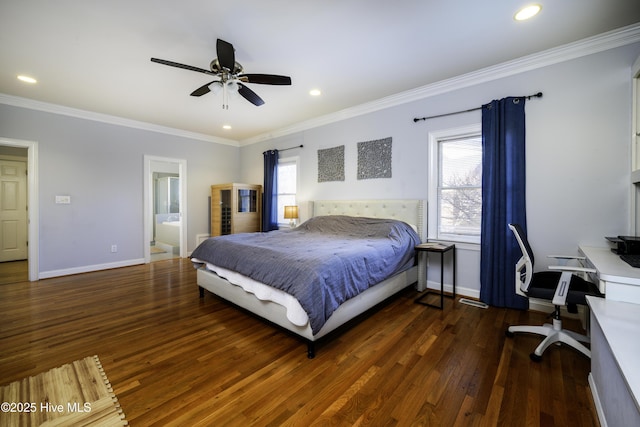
[414,243,456,309]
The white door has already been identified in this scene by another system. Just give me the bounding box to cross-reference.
[0,160,28,261]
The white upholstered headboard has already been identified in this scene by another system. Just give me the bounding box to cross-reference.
[309,199,426,241]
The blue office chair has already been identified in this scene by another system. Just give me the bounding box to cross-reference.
[505,223,604,361]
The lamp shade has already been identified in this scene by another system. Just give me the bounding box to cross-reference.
[226,80,238,93]
[210,81,223,95]
[284,205,299,219]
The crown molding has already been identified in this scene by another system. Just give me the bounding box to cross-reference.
[2,23,639,148]
[0,93,239,147]
[240,23,640,146]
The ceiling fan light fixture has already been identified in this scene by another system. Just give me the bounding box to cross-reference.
[226,80,239,93]
[151,39,290,108]
[210,81,222,95]
[309,89,322,96]
[222,124,232,130]
[514,4,541,21]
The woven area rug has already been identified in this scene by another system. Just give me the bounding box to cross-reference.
[0,355,127,426]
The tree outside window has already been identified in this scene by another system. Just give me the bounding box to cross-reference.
[428,125,482,244]
[439,137,482,238]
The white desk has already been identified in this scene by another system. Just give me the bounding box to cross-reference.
[579,245,640,303]
[587,296,640,427]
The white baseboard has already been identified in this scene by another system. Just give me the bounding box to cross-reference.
[39,258,146,279]
[588,373,607,427]
[421,282,586,325]
[423,280,479,300]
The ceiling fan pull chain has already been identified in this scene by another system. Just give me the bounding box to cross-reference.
[222,82,228,109]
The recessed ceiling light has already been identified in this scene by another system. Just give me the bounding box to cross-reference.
[514,4,541,21]
[309,89,322,96]
[17,75,37,84]
[222,124,232,130]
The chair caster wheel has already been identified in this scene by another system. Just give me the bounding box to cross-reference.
[505,330,514,338]
[530,353,542,362]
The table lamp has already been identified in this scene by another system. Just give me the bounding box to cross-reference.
[284,205,299,227]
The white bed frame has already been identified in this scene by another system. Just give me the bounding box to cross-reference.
[197,199,425,358]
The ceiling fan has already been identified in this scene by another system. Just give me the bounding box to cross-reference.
[151,39,291,108]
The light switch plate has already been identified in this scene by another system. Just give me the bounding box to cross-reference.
[55,195,71,204]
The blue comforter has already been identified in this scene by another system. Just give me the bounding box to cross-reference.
[191,215,420,334]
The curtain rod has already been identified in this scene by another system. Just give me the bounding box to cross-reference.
[413,92,543,123]
[263,144,303,154]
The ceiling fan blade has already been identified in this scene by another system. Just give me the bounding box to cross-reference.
[151,58,213,75]
[239,74,292,85]
[190,81,220,97]
[216,39,236,72]
[238,83,265,106]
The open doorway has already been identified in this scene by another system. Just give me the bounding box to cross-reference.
[152,172,180,260]
[143,156,187,263]
[0,137,38,282]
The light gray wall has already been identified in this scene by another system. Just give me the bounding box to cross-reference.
[0,104,240,276]
[2,42,639,289]
[239,43,640,297]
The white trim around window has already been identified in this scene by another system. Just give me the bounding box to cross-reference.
[428,124,482,244]
[277,155,299,227]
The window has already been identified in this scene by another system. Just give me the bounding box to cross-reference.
[428,125,482,243]
[276,157,298,226]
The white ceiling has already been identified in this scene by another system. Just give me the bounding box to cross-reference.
[2,1,640,144]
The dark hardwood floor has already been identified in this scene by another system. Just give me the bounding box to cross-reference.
[0,259,598,426]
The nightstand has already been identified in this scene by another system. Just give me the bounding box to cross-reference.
[414,243,456,309]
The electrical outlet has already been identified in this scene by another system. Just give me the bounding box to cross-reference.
[111,245,117,253]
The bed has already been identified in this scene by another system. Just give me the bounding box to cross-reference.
[191,199,425,358]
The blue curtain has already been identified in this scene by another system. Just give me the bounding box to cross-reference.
[479,97,528,309]
[262,149,279,232]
